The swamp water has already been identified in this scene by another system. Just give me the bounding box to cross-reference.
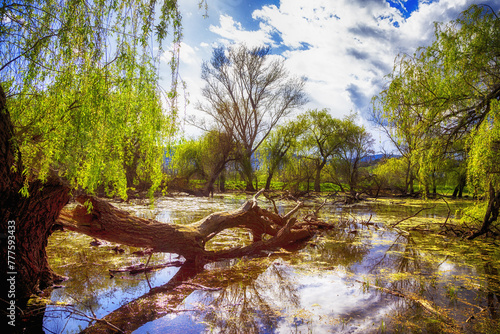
[42,196,500,333]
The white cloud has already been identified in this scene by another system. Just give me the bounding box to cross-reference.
[249,0,402,118]
[209,14,276,47]
[179,42,199,65]
[248,0,500,120]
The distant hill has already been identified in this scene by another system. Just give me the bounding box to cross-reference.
[360,154,401,165]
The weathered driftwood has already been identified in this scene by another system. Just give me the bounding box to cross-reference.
[57,190,323,265]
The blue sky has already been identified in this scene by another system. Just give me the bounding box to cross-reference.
[164,0,500,149]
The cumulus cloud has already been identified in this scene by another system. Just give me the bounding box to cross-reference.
[178,42,200,65]
[248,0,500,118]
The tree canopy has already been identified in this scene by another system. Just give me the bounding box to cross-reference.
[1,0,183,198]
[170,130,236,195]
[298,109,346,192]
[257,118,306,190]
[332,119,374,196]
[0,0,194,313]
[373,4,500,237]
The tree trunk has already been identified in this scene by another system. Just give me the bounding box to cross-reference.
[0,85,71,319]
[458,183,464,198]
[468,184,500,240]
[203,160,230,197]
[405,160,415,195]
[409,173,415,195]
[314,168,321,192]
[57,190,322,266]
[218,172,226,193]
[452,180,466,199]
[314,162,325,192]
[1,180,70,308]
[239,152,256,192]
[458,174,466,198]
[245,178,256,192]
[203,176,217,197]
[265,171,274,190]
[432,170,437,196]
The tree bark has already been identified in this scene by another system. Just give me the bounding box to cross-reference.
[0,85,71,316]
[452,174,466,199]
[202,157,231,197]
[202,176,217,197]
[265,171,274,190]
[218,172,226,192]
[314,160,327,192]
[244,178,256,192]
[467,184,500,240]
[57,190,320,266]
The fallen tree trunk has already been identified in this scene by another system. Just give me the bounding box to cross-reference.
[56,190,323,266]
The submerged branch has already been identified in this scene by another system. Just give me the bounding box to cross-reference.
[109,261,184,276]
[390,205,436,228]
[354,279,454,325]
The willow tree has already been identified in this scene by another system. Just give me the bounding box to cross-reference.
[197,45,308,191]
[298,109,346,192]
[373,5,500,238]
[0,0,183,311]
[257,119,306,190]
[370,103,421,195]
[171,130,237,195]
[332,119,374,197]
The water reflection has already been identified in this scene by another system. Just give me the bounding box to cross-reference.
[43,196,499,333]
[194,260,299,333]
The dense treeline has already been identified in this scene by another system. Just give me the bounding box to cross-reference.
[168,109,376,198]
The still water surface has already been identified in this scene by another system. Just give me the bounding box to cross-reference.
[44,195,499,333]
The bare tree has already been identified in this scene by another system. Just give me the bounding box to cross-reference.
[196,45,307,191]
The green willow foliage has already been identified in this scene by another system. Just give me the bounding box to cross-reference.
[374,5,500,198]
[1,0,186,198]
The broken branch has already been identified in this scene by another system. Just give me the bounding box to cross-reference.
[390,205,436,228]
